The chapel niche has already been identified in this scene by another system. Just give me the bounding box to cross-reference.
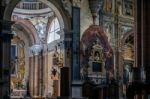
[11,35,26,96]
[80,25,113,83]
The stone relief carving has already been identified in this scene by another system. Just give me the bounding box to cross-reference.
[30,44,43,55]
[61,0,72,17]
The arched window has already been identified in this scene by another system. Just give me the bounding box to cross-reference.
[47,18,60,43]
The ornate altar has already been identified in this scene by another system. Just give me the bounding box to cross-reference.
[11,36,26,97]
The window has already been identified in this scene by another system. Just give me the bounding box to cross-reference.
[47,18,60,43]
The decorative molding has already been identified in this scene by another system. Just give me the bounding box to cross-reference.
[30,44,43,55]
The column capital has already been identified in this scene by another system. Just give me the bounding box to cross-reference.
[30,44,43,56]
[73,0,82,7]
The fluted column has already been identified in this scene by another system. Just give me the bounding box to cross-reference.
[43,45,48,97]
[0,20,14,99]
[29,44,43,97]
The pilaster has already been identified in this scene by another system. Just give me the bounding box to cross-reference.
[0,20,14,99]
[29,44,43,97]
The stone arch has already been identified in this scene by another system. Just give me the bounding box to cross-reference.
[121,30,134,45]
[13,19,41,45]
[3,0,71,97]
[4,0,71,31]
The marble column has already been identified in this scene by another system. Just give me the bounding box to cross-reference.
[43,45,48,97]
[29,44,43,97]
[0,20,14,99]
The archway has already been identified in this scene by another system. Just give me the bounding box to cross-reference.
[3,0,71,98]
[4,0,70,30]
[120,30,134,97]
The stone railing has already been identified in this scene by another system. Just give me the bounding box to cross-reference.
[16,2,48,10]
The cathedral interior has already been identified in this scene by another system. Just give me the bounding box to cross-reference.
[0,0,150,99]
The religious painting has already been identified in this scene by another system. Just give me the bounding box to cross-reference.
[88,42,105,73]
[11,36,26,92]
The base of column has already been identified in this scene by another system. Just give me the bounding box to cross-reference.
[57,97,87,99]
[32,96,45,99]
